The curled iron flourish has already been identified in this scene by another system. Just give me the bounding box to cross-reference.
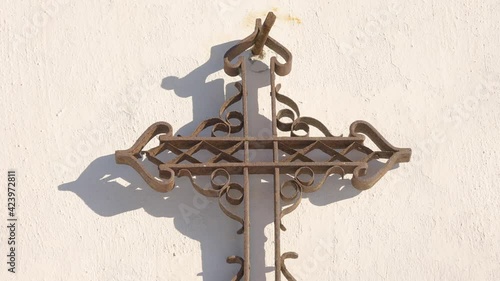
[227,255,245,281]
[279,179,302,231]
[280,252,299,281]
[219,182,245,234]
[298,166,346,193]
[279,165,345,230]
[275,84,342,137]
[115,121,176,193]
[190,82,244,137]
[179,168,245,235]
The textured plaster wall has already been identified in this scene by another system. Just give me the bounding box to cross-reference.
[1,1,500,280]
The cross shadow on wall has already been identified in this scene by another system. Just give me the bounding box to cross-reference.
[58,40,362,281]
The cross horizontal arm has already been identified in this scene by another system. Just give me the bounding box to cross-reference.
[158,136,365,149]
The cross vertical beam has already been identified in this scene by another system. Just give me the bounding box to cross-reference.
[240,58,251,281]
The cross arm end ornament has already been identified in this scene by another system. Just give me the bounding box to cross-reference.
[115,12,411,281]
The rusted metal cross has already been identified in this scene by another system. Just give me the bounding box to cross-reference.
[116,12,411,281]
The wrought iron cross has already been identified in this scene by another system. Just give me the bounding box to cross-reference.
[115,12,411,281]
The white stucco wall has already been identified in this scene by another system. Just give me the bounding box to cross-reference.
[2,1,500,280]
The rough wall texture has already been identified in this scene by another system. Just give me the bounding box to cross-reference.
[1,0,500,280]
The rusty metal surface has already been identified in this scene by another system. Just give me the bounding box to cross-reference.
[116,12,411,281]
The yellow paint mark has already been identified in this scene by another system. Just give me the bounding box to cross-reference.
[286,14,302,24]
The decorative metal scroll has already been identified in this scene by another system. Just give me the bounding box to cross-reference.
[115,12,411,281]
